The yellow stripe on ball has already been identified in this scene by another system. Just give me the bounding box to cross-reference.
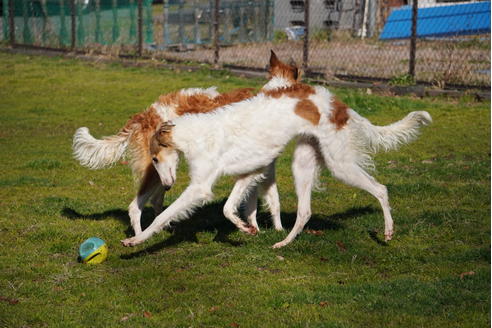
[83,244,108,264]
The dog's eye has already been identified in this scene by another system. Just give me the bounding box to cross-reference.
[152,157,158,163]
[159,143,168,148]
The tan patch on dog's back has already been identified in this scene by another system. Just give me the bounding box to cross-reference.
[263,84,315,99]
[159,88,254,116]
[123,105,161,133]
[330,97,350,130]
[295,99,320,125]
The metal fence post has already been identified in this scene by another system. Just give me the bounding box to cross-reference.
[303,0,310,72]
[70,0,76,50]
[409,0,418,79]
[213,0,219,65]
[8,0,15,46]
[137,0,143,56]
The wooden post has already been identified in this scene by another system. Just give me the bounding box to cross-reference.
[70,0,75,50]
[8,0,15,46]
[303,0,310,72]
[137,0,142,56]
[213,0,219,65]
[409,0,418,79]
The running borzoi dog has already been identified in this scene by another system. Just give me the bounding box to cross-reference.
[72,87,283,235]
[120,51,432,248]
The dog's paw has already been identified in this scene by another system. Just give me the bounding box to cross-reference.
[384,230,394,242]
[239,224,258,235]
[121,236,143,247]
[246,225,258,235]
[272,241,287,249]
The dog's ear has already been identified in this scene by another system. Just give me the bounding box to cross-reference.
[287,58,301,81]
[269,50,280,71]
[293,67,302,81]
[159,121,175,133]
[153,121,175,148]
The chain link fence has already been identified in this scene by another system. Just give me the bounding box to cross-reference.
[1,0,490,88]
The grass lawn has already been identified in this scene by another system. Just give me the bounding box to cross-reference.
[0,50,489,328]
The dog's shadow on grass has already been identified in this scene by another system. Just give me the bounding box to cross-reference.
[62,202,377,259]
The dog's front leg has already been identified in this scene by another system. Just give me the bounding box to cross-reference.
[121,182,214,247]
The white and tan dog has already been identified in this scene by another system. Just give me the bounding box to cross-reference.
[121,51,432,248]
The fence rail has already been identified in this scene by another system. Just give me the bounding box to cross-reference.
[1,0,490,88]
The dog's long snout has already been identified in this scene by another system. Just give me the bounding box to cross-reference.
[162,168,175,191]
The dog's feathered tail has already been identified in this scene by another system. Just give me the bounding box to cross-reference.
[349,110,432,168]
[73,127,130,169]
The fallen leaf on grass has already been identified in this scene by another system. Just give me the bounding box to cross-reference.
[120,314,135,322]
[460,271,475,279]
[209,306,219,313]
[305,229,324,236]
[335,241,347,252]
[143,311,152,318]
[276,255,285,261]
[319,301,331,307]
[0,296,19,305]
[230,323,240,328]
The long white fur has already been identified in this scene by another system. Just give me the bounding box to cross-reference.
[73,127,129,170]
[72,87,283,235]
[121,75,432,247]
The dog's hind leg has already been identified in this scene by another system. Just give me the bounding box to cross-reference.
[330,162,393,241]
[316,131,394,241]
[243,187,259,231]
[259,161,283,231]
[128,165,161,235]
[272,138,319,248]
[244,161,282,232]
[327,155,393,241]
